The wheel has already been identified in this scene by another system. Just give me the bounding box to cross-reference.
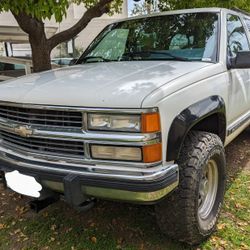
[155,131,226,245]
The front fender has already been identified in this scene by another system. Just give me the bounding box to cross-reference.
[166,96,226,161]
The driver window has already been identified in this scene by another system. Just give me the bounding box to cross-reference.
[227,14,250,58]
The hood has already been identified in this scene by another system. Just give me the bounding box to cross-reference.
[0,61,211,108]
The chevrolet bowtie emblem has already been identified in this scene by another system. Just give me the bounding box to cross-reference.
[14,126,33,137]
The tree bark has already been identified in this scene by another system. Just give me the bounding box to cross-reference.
[30,36,52,72]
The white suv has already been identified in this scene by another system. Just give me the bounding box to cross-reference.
[0,8,249,245]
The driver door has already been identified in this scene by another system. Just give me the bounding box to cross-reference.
[227,14,250,124]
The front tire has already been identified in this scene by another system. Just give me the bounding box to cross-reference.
[155,131,226,245]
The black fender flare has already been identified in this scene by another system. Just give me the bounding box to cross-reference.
[166,96,226,161]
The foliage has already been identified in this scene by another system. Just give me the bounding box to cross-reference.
[131,0,158,16]
[158,0,250,13]
[131,0,250,16]
[0,0,123,22]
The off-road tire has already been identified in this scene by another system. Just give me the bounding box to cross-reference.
[155,131,226,245]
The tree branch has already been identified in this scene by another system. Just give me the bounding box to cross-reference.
[12,11,45,37]
[48,0,113,49]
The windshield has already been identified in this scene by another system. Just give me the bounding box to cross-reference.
[79,12,219,64]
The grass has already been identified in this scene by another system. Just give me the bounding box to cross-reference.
[200,171,250,250]
[0,130,249,250]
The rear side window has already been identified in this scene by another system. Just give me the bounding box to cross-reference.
[227,14,250,57]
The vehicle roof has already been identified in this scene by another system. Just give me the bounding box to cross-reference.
[115,7,250,23]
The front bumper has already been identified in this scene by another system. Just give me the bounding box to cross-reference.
[0,145,179,203]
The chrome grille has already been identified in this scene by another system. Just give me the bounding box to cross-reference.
[0,130,84,158]
[0,105,83,128]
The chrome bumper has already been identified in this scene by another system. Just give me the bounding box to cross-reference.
[0,145,179,203]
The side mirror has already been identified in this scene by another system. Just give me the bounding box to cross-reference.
[230,51,250,69]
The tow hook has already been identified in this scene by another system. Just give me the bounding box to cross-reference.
[63,174,96,212]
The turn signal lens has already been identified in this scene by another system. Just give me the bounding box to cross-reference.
[142,113,160,133]
[143,143,162,163]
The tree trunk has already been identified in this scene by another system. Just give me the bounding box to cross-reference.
[12,11,52,73]
[29,35,51,73]
[29,29,51,72]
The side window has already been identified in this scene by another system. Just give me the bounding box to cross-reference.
[227,15,250,57]
[244,18,250,32]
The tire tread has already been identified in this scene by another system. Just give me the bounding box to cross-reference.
[155,131,226,245]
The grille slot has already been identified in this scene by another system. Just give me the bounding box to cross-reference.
[0,130,84,158]
[0,105,83,128]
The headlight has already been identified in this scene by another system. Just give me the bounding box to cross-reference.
[88,114,141,132]
[88,112,160,133]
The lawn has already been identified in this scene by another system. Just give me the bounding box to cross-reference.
[0,129,249,250]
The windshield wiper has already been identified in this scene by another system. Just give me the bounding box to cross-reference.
[82,56,113,63]
[122,51,190,62]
